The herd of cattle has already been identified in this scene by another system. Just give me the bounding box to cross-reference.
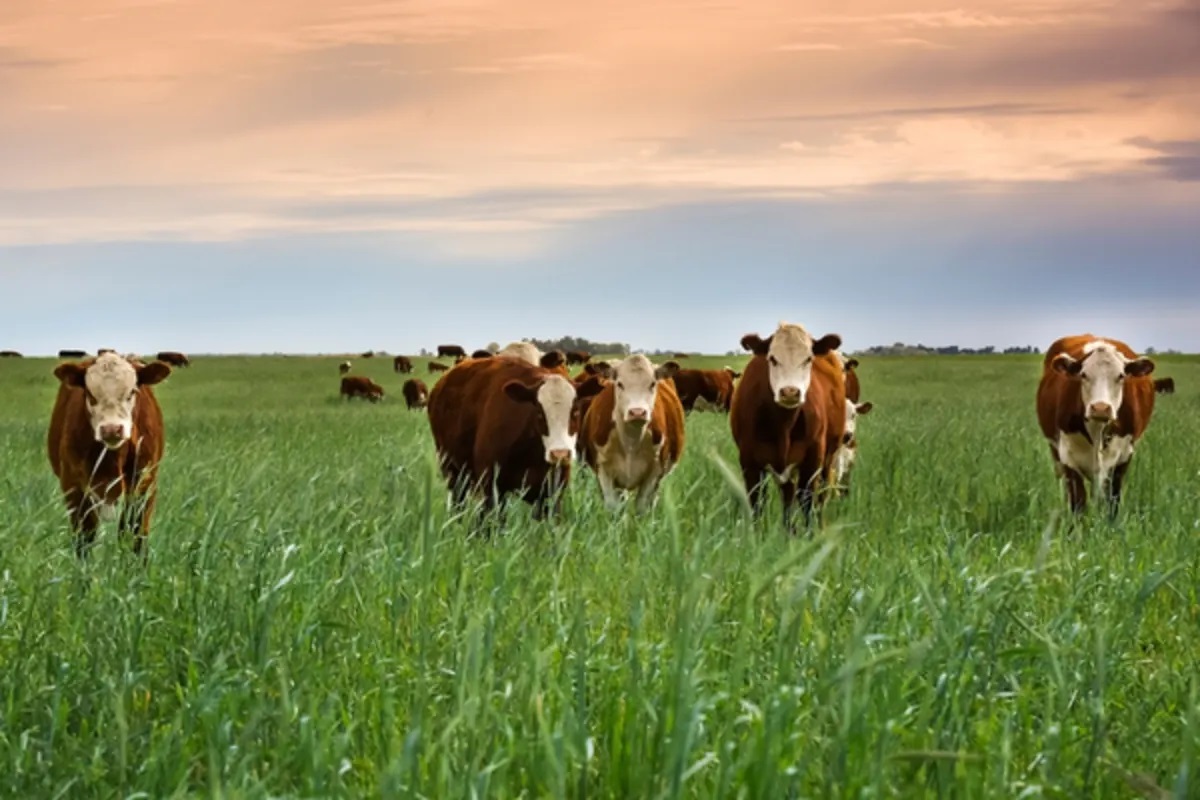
[27,324,1178,558]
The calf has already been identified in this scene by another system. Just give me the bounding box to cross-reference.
[341,375,384,402]
[1036,334,1157,515]
[393,355,414,373]
[402,378,429,409]
[730,322,845,528]
[830,399,873,495]
[578,355,684,511]
[47,353,171,558]
[338,361,352,375]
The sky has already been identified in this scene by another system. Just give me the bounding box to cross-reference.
[1,0,1198,355]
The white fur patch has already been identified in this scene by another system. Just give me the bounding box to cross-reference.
[766,323,817,408]
[84,353,138,445]
[1056,430,1134,487]
[497,341,541,366]
[1074,343,1130,422]
[536,375,577,460]
[611,355,661,424]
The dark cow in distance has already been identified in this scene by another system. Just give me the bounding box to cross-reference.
[1154,377,1175,395]
[338,361,352,375]
[402,378,429,409]
[668,365,738,413]
[565,350,591,366]
[730,322,845,529]
[97,348,116,356]
[47,353,171,559]
[437,344,467,362]
[428,361,450,373]
[672,352,690,359]
[156,351,190,367]
[0,350,22,358]
[1036,334,1159,516]
[471,349,494,359]
[58,350,87,359]
[341,375,384,402]
[394,355,413,374]
[426,355,603,521]
[360,350,375,359]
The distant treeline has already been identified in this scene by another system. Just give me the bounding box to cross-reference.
[525,336,632,356]
[856,344,1041,357]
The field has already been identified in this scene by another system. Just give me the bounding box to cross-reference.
[1,352,1198,798]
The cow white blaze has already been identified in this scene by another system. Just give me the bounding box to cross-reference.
[611,355,673,425]
[1053,341,1154,423]
[83,354,141,449]
[765,323,825,409]
[534,375,578,464]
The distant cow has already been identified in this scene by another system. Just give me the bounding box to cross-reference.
[0,350,22,358]
[578,355,685,511]
[393,355,413,374]
[730,322,845,528]
[47,353,171,559]
[437,344,467,362]
[1036,334,1159,516]
[668,365,738,413]
[97,348,116,356]
[426,356,603,519]
[156,351,190,367]
[831,399,873,496]
[338,361,352,375]
[341,375,384,402]
[565,350,591,366]
[1154,377,1175,395]
[402,378,429,409]
[360,350,375,359]
[471,349,494,359]
[672,352,690,359]
[58,350,87,359]
[428,361,450,373]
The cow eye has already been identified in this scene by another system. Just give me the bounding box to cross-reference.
[768,355,778,366]
[617,381,624,390]
[650,381,656,390]
[804,357,813,365]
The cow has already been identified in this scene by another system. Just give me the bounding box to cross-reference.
[1154,377,1175,395]
[0,350,22,358]
[565,350,591,366]
[1036,334,1158,516]
[402,378,429,410]
[428,361,450,373]
[341,375,384,402]
[58,350,87,359]
[577,355,685,511]
[393,355,414,374]
[156,351,190,367]
[573,361,613,382]
[97,348,116,356]
[360,350,375,359]
[668,365,738,413]
[47,353,171,559]
[338,361,352,375]
[672,352,690,359]
[830,399,873,496]
[426,356,604,520]
[833,352,862,404]
[730,322,845,529]
[471,349,494,359]
[437,344,467,362]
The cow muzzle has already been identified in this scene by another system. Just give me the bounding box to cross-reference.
[1087,402,1114,422]
[547,448,572,465]
[625,407,649,423]
[776,386,802,408]
[97,423,126,449]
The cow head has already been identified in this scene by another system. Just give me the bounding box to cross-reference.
[741,323,841,409]
[504,374,603,465]
[1052,342,1154,423]
[610,355,677,427]
[842,399,873,445]
[54,353,170,449]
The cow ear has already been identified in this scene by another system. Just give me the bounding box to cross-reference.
[844,358,859,371]
[656,361,680,380]
[540,350,565,370]
[54,363,87,387]
[1052,354,1082,376]
[575,376,605,399]
[740,334,770,355]
[856,402,874,415]
[725,367,741,379]
[812,334,841,356]
[504,379,542,403]
[1125,358,1154,378]
[592,361,613,379]
[137,361,172,386]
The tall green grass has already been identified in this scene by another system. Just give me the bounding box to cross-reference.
[1,353,1197,797]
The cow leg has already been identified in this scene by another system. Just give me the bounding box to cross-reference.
[120,491,156,562]
[597,469,622,511]
[634,476,661,514]
[66,491,100,559]
[1062,466,1087,514]
[741,463,767,517]
[1106,461,1130,519]
[778,480,797,531]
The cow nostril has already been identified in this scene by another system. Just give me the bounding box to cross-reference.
[548,448,572,463]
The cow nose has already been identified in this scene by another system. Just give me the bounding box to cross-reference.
[778,386,801,405]
[98,424,124,443]
[547,448,572,464]
[1088,402,1114,420]
[627,407,648,421]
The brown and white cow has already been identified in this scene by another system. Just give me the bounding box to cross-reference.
[402,378,429,409]
[156,351,190,367]
[669,365,738,413]
[426,356,603,518]
[1036,334,1158,515]
[833,351,862,404]
[437,344,467,362]
[578,355,685,511]
[394,355,414,374]
[830,398,873,495]
[47,353,171,558]
[338,361,352,375]
[730,322,845,528]
[428,361,450,373]
[341,375,384,402]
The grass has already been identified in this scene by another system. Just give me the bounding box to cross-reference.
[1,351,1198,798]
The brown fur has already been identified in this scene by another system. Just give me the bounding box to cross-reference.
[729,335,845,528]
[1036,334,1155,514]
[428,361,450,373]
[156,351,190,367]
[393,355,414,373]
[340,375,384,402]
[668,366,737,412]
[437,344,467,362]
[565,350,591,366]
[0,350,22,358]
[58,349,87,359]
[1154,377,1175,395]
[47,357,171,559]
[471,349,493,359]
[844,362,861,404]
[402,378,429,409]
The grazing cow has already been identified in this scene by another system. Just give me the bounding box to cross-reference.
[730,322,845,528]
[1154,377,1175,395]
[669,365,738,413]
[47,353,171,558]
[428,361,450,373]
[156,351,190,367]
[0,350,22,358]
[338,361,352,375]
[58,350,87,359]
[341,375,384,402]
[830,399,873,495]
[1036,334,1158,516]
[471,349,494,359]
[578,355,685,511]
[402,378,429,410]
[426,356,604,519]
[437,344,467,362]
[565,350,591,366]
[361,350,375,359]
[393,355,414,374]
